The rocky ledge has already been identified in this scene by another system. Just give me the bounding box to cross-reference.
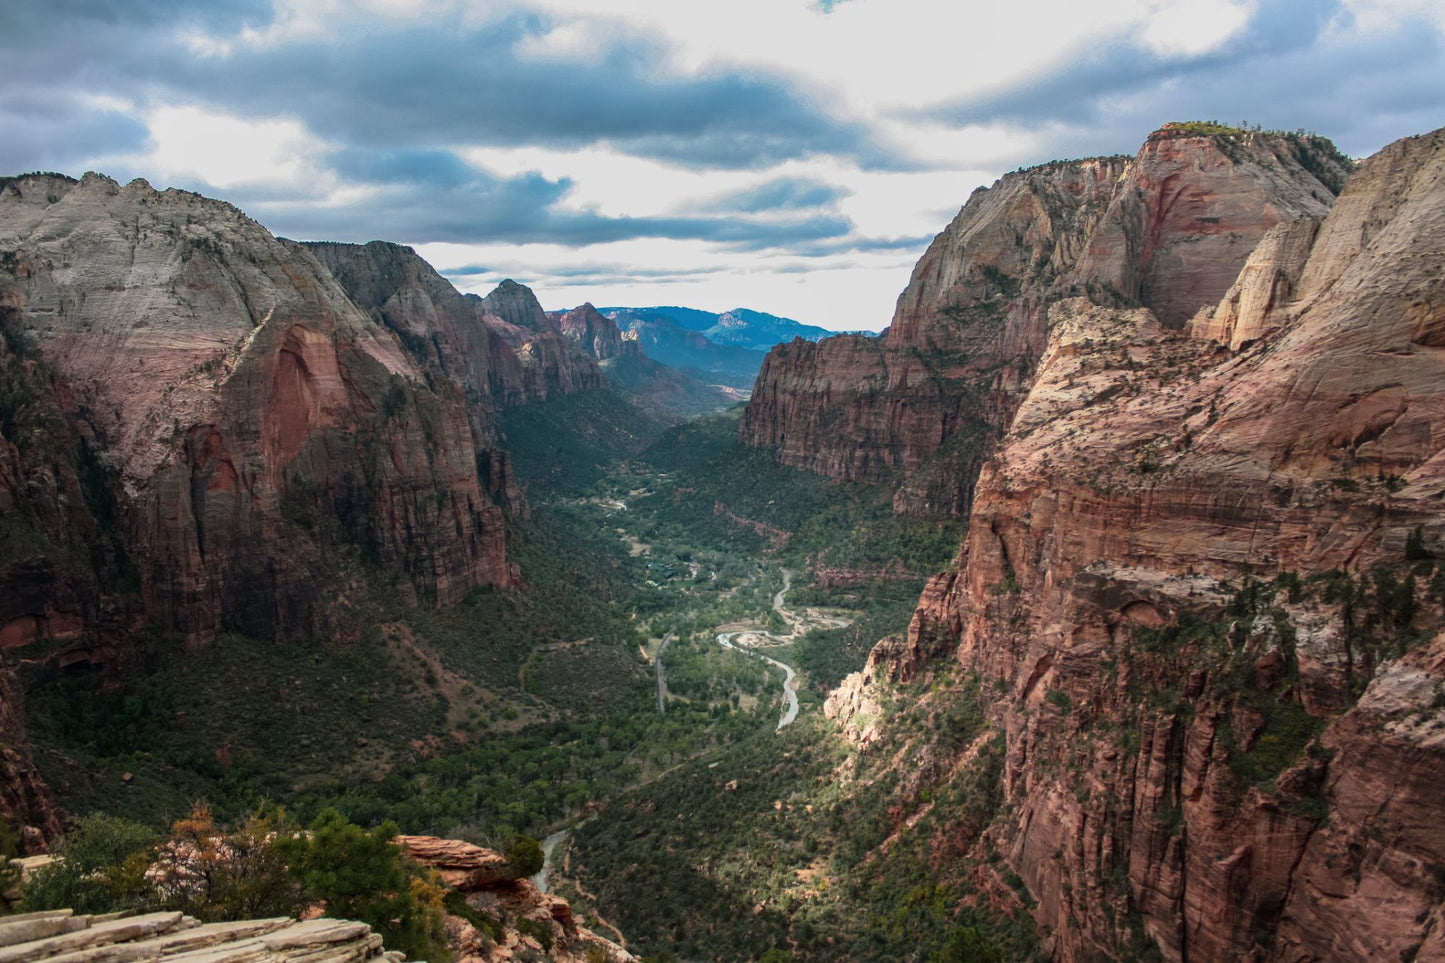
[0,910,400,963]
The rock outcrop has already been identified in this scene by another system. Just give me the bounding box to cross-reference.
[400,836,632,963]
[0,909,403,963]
[554,303,627,362]
[0,669,62,853]
[552,304,735,417]
[830,127,1445,960]
[742,125,1351,518]
[0,174,516,647]
[307,242,604,409]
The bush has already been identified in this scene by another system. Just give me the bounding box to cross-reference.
[503,834,545,878]
[278,808,450,962]
[1,817,19,910]
[22,813,161,914]
[153,803,303,922]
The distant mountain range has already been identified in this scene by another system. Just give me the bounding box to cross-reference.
[598,306,846,388]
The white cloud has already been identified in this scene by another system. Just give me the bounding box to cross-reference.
[417,235,922,330]
[121,106,333,195]
[1134,0,1256,57]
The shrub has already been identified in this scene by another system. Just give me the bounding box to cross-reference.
[22,813,161,914]
[503,834,545,878]
[278,809,450,962]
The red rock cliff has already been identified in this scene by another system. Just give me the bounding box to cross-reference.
[554,302,627,361]
[0,173,516,647]
[742,127,1350,518]
[831,127,1445,961]
[306,241,603,410]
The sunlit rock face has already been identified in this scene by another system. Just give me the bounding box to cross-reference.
[0,173,516,650]
[742,126,1349,519]
[833,127,1445,960]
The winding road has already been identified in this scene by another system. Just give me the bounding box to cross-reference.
[717,632,799,730]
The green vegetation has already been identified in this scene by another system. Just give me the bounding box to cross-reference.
[16,393,988,961]
[502,834,544,877]
[499,388,669,492]
[280,809,450,962]
[0,817,19,910]
[22,807,449,962]
[1159,120,1254,137]
[21,813,160,916]
[568,672,1034,962]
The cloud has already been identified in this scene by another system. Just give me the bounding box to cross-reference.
[0,5,888,173]
[0,95,151,175]
[217,146,856,249]
[923,0,1444,164]
[697,176,850,213]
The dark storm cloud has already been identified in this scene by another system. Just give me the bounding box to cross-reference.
[699,177,851,213]
[183,14,890,170]
[0,96,151,174]
[0,0,272,175]
[214,149,854,248]
[0,1,894,250]
[927,0,1445,166]
[0,3,888,173]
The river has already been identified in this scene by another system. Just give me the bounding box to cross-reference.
[530,828,570,893]
[714,567,807,731]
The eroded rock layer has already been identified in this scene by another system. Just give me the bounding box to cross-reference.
[742,126,1351,518]
[400,836,633,962]
[0,174,516,648]
[829,127,1445,961]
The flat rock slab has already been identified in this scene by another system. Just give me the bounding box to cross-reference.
[0,913,393,963]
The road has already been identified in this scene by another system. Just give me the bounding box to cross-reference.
[654,629,675,715]
[717,632,799,730]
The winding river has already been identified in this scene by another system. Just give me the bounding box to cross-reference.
[717,632,799,730]
[714,567,810,732]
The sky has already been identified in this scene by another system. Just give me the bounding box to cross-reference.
[2,1,1443,331]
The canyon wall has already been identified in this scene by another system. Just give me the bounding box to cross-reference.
[742,126,1351,518]
[830,127,1445,960]
[306,241,605,409]
[0,174,518,652]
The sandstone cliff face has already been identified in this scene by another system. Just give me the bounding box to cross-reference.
[828,128,1445,961]
[307,242,603,410]
[0,173,515,647]
[0,668,62,852]
[742,128,1350,518]
[554,303,626,361]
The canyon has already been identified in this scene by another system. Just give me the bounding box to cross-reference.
[4,120,1444,963]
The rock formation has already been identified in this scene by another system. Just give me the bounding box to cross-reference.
[554,303,628,362]
[0,909,404,963]
[307,242,604,409]
[0,669,62,853]
[0,174,516,648]
[827,127,1445,960]
[742,125,1352,518]
[400,836,633,962]
[551,304,736,417]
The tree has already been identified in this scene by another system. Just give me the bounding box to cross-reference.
[1,817,20,913]
[152,803,303,922]
[931,925,1005,963]
[503,834,544,878]
[21,813,160,914]
[278,809,449,962]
